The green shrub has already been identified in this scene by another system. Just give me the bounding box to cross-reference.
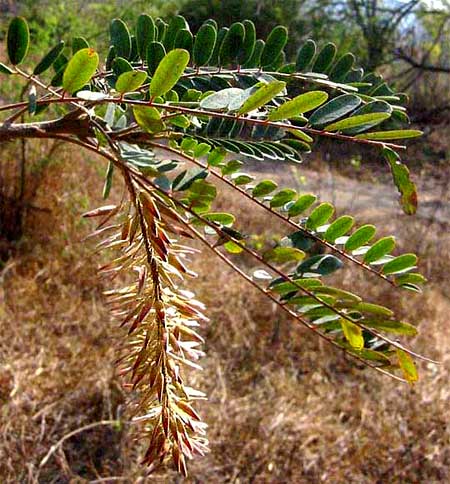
[0,13,433,475]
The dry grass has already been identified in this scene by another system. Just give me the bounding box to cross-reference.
[0,140,449,483]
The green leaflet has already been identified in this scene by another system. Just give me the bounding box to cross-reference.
[33,41,65,75]
[238,80,286,115]
[115,70,147,93]
[231,172,254,185]
[238,20,256,65]
[312,42,336,73]
[340,319,364,350]
[209,26,228,65]
[288,129,314,143]
[270,278,322,295]
[343,100,392,135]
[133,106,165,133]
[185,179,217,213]
[72,37,89,54]
[224,241,244,254]
[312,285,361,303]
[204,19,218,29]
[252,180,278,197]
[340,346,391,364]
[180,137,197,152]
[110,18,131,59]
[308,94,361,127]
[155,18,167,42]
[193,143,211,158]
[208,148,227,166]
[363,319,418,336]
[62,48,99,94]
[324,216,355,242]
[150,49,190,97]
[399,283,422,293]
[54,52,68,72]
[243,38,264,68]
[363,236,396,264]
[175,29,193,53]
[396,349,418,384]
[382,254,417,275]
[283,139,311,153]
[296,254,343,276]
[394,273,427,286]
[221,159,242,174]
[279,62,296,74]
[219,22,245,66]
[329,53,355,81]
[105,46,116,71]
[113,57,133,76]
[7,17,29,65]
[270,188,297,208]
[344,224,376,251]
[324,113,390,132]
[136,14,155,61]
[130,35,138,61]
[164,15,189,51]
[305,202,334,230]
[383,147,418,215]
[296,39,316,71]
[264,247,305,263]
[261,26,288,68]
[169,114,190,128]
[268,91,328,121]
[147,41,166,76]
[203,212,235,226]
[351,302,393,318]
[50,64,66,87]
[273,51,287,71]
[288,194,317,217]
[355,130,422,140]
[193,23,217,66]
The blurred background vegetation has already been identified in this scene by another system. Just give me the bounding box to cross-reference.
[0,0,449,482]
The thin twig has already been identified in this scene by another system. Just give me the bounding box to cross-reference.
[39,420,127,468]
[0,95,407,151]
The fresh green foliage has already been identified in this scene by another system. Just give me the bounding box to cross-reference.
[110,18,132,59]
[116,70,147,94]
[62,48,99,94]
[33,41,65,75]
[193,22,217,66]
[268,91,328,121]
[7,17,29,65]
[0,13,431,478]
[149,48,189,97]
[136,14,156,60]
